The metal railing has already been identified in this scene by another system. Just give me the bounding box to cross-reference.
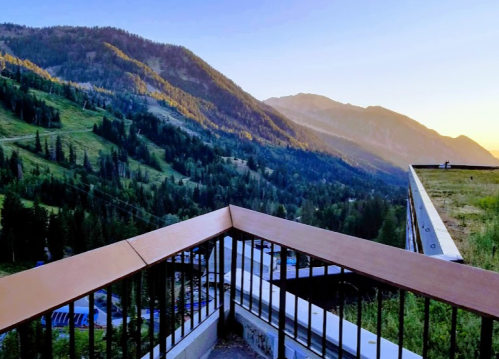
[1,205,499,358]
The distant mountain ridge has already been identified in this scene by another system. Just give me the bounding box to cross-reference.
[265,93,499,168]
[491,150,499,160]
[0,23,407,179]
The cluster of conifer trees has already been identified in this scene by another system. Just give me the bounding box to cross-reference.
[0,77,61,128]
[0,64,406,271]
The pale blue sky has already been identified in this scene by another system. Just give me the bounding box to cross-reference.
[2,1,498,149]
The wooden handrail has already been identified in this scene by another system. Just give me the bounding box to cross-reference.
[2,204,499,336]
[128,207,232,265]
[0,241,146,334]
[0,207,232,334]
[230,205,499,319]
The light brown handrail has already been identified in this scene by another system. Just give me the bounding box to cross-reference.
[0,241,146,334]
[2,204,499,336]
[0,207,233,334]
[230,205,499,319]
[128,207,232,265]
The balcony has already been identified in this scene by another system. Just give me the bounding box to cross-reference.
[1,204,499,358]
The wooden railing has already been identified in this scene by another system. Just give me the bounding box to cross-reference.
[1,205,499,358]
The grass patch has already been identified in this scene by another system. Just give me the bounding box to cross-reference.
[344,292,497,358]
[415,169,499,270]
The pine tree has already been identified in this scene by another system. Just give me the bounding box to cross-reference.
[8,150,21,180]
[83,150,93,172]
[55,135,65,163]
[35,130,42,152]
[44,138,50,159]
[0,191,24,262]
[0,143,5,168]
[275,204,287,219]
[47,212,66,261]
[247,156,257,171]
[376,208,400,247]
[69,143,76,165]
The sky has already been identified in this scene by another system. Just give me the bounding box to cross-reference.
[1,0,498,150]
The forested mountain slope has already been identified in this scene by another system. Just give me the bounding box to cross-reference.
[0,23,405,178]
[265,93,499,168]
[0,24,321,149]
[0,60,408,277]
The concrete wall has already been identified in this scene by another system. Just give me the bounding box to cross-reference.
[227,269,421,359]
[407,166,463,261]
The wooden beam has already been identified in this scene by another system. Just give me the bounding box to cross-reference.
[128,207,232,265]
[0,241,145,334]
[230,205,499,319]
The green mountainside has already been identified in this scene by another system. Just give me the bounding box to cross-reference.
[0,24,407,281]
[0,24,322,149]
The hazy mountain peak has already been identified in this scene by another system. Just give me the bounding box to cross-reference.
[264,93,499,168]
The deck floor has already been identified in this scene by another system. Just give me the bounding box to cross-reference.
[207,334,262,359]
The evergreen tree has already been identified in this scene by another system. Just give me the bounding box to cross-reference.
[0,143,5,168]
[376,208,401,247]
[29,198,48,261]
[8,150,22,180]
[44,138,50,159]
[55,135,65,163]
[0,191,24,262]
[247,156,257,171]
[275,204,287,219]
[35,130,42,153]
[69,143,76,166]
[83,150,93,172]
[47,212,66,261]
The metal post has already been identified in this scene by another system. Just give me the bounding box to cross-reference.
[278,246,288,359]
[229,230,238,327]
[218,234,226,337]
[480,317,493,359]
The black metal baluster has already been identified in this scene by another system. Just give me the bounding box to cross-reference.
[269,243,274,325]
[398,290,405,359]
[213,240,218,310]
[322,263,328,358]
[376,287,381,359]
[198,245,202,325]
[259,239,264,317]
[229,232,238,325]
[339,268,345,359]
[170,256,176,349]
[69,301,75,359]
[148,269,155,359]
[136,273,143,359]
[357,281,363,359]
[45,310,53,359]
[181,252,185,338]
[89,292,95,359]
[122,278,128,359]
[218,234,226,336]
[241,234,246,306]
[190,248,195,331]
[422,297,430,358]
[160,261,167,354]
[106,285,112,359]
[294,252,299,339]
[278,246,288,359]
[450,307,457,359]
[206,244,210,319]
[307,259,313,348]
[249,236,255,312]
[480,317,493,359]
